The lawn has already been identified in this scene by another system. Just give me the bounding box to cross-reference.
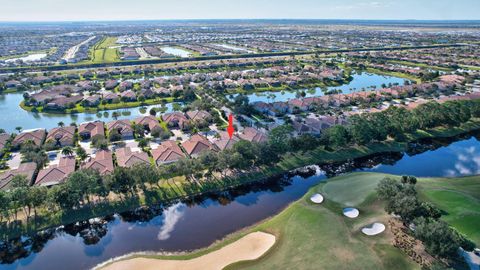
[416,176,480,245]
[89,37,119,63]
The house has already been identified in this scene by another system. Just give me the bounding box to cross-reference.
[119,90,137,101]
[181,134,218,158]
[186,110,212,123]
[162,112,189,129]
[82,150,114,175]
[213,131,240,150]
[12,129,46,148]
[0,162,37,190]
[106,120,134,140]
[152,140,186,165]
[134,115,161,131]
[239,127,268,143]
[46,126,76,147]
[35,156,76,187]
[0,133,10,152]
[45,95,84,110]
[79,121,105,140]
[83,95,101,106]
[103,92,120,103]
[115,147,150,168]
[104,80,119,90]
[5,80,21,88]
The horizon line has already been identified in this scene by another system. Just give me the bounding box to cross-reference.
[1,18,480,23]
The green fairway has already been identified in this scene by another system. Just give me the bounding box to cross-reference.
[89,37,119,63]
[110,172,480,269]
[228,174,418,270]
[416,176,480,245]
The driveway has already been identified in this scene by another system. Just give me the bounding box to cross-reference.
[6,152,22,170]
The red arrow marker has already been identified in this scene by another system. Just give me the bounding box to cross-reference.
[227,114,234,139]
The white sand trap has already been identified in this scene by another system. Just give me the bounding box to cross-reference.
[99,232,276,270]
[362,223,386,236]
[310,193,324,204]
[343,208,359,218]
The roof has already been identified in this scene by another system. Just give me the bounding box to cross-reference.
[46,126,76,143]
[239,127,268,143]
[115,147,150,167]
[82,150,114,175]
[152,140,185,163]
[106,119,133,133]
[13,129,46,146]
[79,121,105,138]
[134,115,161,130]
[35,156,76,186]
[186,110,212,122]
[0,162,37,190]
[182,134,218,156]
[0,133,10,150]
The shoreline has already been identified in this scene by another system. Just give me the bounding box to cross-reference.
[2,118,480,240]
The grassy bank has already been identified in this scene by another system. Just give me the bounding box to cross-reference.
[19,97,177,114]
[3,118,480,240]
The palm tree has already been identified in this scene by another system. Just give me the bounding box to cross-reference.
[75,146,88,163]
[61,146,74,156]
[58,121,65,127]
[15,126,22,133]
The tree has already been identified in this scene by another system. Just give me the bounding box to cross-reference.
[138,138,148,149]
[29,187,48,218]
[76,146,88,162]
[61,146,74,156]
[268,125,293,154]
[107,167,137,197]
[58,121,65,127]
[109,129,122,142]
[15,126,22,133]
[149,108,157,116]
[132,123,145,138]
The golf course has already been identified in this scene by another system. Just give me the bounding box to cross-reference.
[98,172,479,270]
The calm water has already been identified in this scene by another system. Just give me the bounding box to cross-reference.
[160,47,191,58]
[2,133,480,270]
[4,53,47,63]
[237,71,407,103]
[0,93,182,133]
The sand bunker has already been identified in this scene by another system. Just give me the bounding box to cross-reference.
[361,223,386,236]
[99,231,276,270]
[310,193,324,204]
[343,208,359,218]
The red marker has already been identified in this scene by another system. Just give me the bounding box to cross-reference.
[227,114,234,139]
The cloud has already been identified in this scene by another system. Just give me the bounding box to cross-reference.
[157,203,186,241]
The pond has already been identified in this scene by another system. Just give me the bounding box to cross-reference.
[234,71,407,103]
[4,53,47,63]
[160,47,191,58]
[2,131,479,270]
[0,92,183,133]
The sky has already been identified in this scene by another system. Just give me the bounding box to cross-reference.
[0,0,479,22]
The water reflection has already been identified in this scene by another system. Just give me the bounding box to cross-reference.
[1,131,480,270]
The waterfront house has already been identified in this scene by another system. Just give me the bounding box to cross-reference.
[182,134,218,158]
[239,127,268,143]
[162,112,189,129]
[12,128,46,148]
[82,150,114,175]
[115,147,150,168]
[0,162,37,190]
[152,140,185,165]
[35,156,76,187]
[106,120,134,140]
[79,121,105,140]
[46,126,76,147]
[134,115,161,132]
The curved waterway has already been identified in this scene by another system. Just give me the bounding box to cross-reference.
[0,92,183,133]
[1,131,480,270]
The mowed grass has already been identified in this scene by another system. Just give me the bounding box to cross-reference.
[90,37,119,63]
[226,173,418,270]
[416,176,480,245]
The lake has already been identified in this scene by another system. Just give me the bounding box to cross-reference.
[160,47,191,58]
[2,132,479,270]
[0,92,183,133]
[234,71,407,103]
[4,53,47,63]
